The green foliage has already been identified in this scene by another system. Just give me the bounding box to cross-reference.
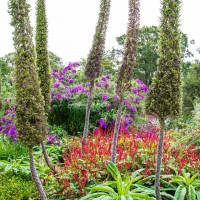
[9,0,48,146]
[170,170,200,200]
[48,99,103,135]
[36,0,51,113]
[146,0,182,120]
[85,0,111,81]
[183,61,200,113]
[106,26,193,86]
[0,137,28,160]
[0,174,38,200]
[81,161,155,200]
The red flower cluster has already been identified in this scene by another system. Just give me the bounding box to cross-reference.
[47,126,200,199]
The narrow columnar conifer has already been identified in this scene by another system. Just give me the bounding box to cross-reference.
[9,0,48,199]
[82,0,111,144]
[145,0,182,199]
[111,0,140,163]
[35,0,54,173]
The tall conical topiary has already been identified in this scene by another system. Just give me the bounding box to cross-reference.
[9,0,48,199]
[111,0,140,163]
[35,0,54,173]
[145,0,182,199]
[82,0,111,144]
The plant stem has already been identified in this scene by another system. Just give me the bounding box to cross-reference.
[82,81,94,146]
[41,141,56,174]
[155,118,165,200]
[110,96,124,163]
[29,146,47,200]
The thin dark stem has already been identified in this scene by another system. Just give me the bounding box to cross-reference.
[29,146,47,200]
[110,96,124,163]
[155,118,165,200]
[41,141,56,174]
[82,81,94,146]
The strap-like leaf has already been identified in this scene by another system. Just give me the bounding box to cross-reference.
[196,190,200,200]
[174,185,186,200]
[129,192,156,200]
[91,185,117,196]
[188,185,196,200]
[80,192,110,200]
[188,173,198,185]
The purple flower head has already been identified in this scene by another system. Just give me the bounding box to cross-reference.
[68,79,74,84]
[53,83,60,88]
[1,116,6,123]
[113,94,118,101]
[106,104,111,111]
[136,79,144,85]
[102,94,109,102]
[106,75,111,79]
[22,84,26,88]
[102,77,107,82]
[142,85,149,92]
[124,99,130,106]
[57,93,62,100]
[96,82,102,88]
[129,106,137,113]
[72,69,77,74]
[52,68,58,73]
[85,82,91,87]
[132,88,138,94]
[99,118,107,129]
[137,88,142,93]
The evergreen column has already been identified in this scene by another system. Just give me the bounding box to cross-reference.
[146,0,182,199]
[9,0,48,199]
[111,0,140,163]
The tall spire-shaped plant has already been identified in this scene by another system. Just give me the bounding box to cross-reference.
[82,0,111,144]
[110,0,140,163]
[146,0,182,199]
[35,0,53,173]
[36,0,50,114]
[9,0,48,199]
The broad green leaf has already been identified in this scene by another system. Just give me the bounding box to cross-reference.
[129,192,155,200]
[196,190,200,200]
[160,192,175,199]
[174,185,186,200]
[188,173,198,185]
[93,195,113,200]
[188,185,196,200]
[80,192,109,200]
[91,185,117,196]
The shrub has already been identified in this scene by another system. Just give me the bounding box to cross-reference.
[0,174,38,200]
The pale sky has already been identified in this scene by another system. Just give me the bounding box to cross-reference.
[0,0,200,63]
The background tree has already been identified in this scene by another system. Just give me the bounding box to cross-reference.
[145,0,182,199]
[82,0,111,144]
[9,0,48,199]
[107,26,193,85]
[111,0,140,163]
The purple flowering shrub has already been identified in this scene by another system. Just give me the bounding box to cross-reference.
[0,106,17,142]
[49,62,148,133]
[0,62,149,139]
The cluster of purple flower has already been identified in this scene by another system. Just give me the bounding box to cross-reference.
[50,62,88,101]
[0,106,17,142]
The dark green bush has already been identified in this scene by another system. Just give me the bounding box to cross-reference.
[0,174,38,200]
[48,99,103,135]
